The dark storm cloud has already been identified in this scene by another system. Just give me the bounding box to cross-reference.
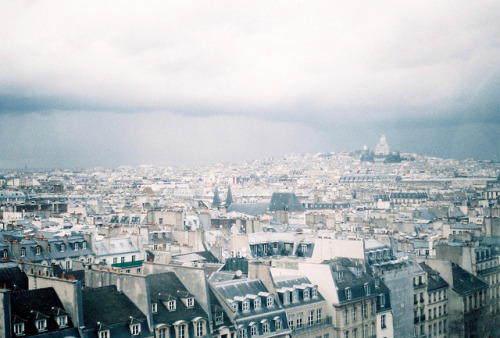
[0,1,499,168]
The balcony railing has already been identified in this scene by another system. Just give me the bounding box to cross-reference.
[291,316,333,335]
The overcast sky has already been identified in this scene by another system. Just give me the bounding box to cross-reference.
[1,1,499,169]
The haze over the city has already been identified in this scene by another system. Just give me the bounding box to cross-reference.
[1,1,499,169]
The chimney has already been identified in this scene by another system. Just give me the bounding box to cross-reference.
[248,261,280,304]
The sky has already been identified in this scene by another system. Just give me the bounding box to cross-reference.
[1,1,499,169]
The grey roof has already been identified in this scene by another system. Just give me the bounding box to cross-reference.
[451,263,488,296]
[269,192,304,212]
[93,237,140,256]
[147,272,209,325]
[226,203,270,216]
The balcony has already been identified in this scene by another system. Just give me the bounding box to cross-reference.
[291,316,333,335]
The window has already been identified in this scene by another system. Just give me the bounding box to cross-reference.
[152,303,157,313]
[284,292,290,304]
[317,308,322,323]
[57,315,68,328]
[113,257,118,264]
[20,247,26,257]
[74,243,79,251]
[344,308,349,325]
[353,328,357,338]
[352,307,357,322]
[35,319,47,332]
[65,261,71,270]
[363,325,368,338]
[308,310,314,326]
[13,323,24,335]
[239,328,247,338]
[82,242,87,250]
[60,244,65,252]
[288,314,295,330]
[131,323,140,335]
[36,246,41,255]
[267,296,273,307]
[379,294,385,308]
[215,312,223,324]
[158,327,168,338]
[304,288,310,300]
[132,255,136,262]
[275,319,282,330]
[195,321,204,337]
[254,297,261,309]
[292,290,299,302]
[187,298,194,308]
[346,288,352,300]
[2,250,7,259]
[312,287,318,298]
[232,302,238,312]
[370,323,375,336]
[250,325,257,336]
[345,331,349,338]
[364,283,370,295]
[168,300,176,311]
[121,257,125,263]
[362,302,367,318]
[99,330,110,338]
[242,300,250,312]
[297,312,303,329]
[262,322,269,334]
[176,324,187,338]
[381,314,386,329]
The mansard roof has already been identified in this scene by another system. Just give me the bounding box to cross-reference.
[147,272,208,325]
[82,285,146,329]
[10,287,77,336]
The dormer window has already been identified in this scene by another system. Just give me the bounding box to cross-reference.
[195,320,205,337]
[60,244,65,252]
[130,323,141,335]
[13,322,24,336]
[364,283,370,295]
[186,297,194,308]
[54,314,66,327]
[379,294,385,308]
[167,300,176,311]
[312,287,318,298]
[304,288,310,300]
[2,249,8,259]
[346,288,352,300]
[254,297,261,310]
[20,247,26,257]
[250,324,258,336]
[35,318,47,332]
[214,312,223,324]
[292,290,299,303]
[242,300,250,312]
[283,292,290,304]
[74,243,78,251]
[231,302,238,312]
[152,303,157,313]
[35,246,41,255]
[267,296,274,307]
[275,318,282,330]
[98,329,110,338]
[82,242,87,250]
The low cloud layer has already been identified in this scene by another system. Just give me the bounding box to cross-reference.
[0,1,499,167]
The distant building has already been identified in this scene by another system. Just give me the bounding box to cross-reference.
[375,135,390,156]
